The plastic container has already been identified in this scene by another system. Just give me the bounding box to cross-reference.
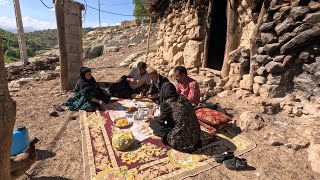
[11,125,30,156]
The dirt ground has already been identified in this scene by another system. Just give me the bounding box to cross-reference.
[12,44,320,180]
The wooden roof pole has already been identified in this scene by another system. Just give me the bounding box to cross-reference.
[0,37,17,180]
[221,0,238,78]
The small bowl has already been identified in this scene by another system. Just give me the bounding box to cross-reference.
[113,118,132,128]
[132,94,142,99]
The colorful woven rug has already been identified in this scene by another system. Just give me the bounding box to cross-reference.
[80,109,256,180]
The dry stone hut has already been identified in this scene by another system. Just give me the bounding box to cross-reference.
[145,0,320,102]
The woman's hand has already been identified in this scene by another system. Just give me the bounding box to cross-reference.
[99,100,106,106]
[145,115,154,122]
[127,78,135,83]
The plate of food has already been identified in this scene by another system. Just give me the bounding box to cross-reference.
[113,118,132,128]
[127,106,138,113]
[148,94,159,100]
[132,94,142,99]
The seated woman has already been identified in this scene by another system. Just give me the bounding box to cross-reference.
[65,67,111,111]
[149,82,201,153]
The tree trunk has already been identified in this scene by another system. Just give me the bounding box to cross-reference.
[0,37,17,180]
[249,2,266,83]
[221,0,238,78]
[203,0,213,68]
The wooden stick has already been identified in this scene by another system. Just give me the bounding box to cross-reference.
[221,0,238,78]
[203,0,213,68]
[249,2,266,85]
[146,18,152,56]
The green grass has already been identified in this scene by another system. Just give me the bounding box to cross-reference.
[4,55,19,64]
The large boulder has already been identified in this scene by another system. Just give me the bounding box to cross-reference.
[290,6,310,19]
[259,22,276,32]
[264,43,281,56]
[280,24,320,54]
[308,143,320,174]
[265,61,285,73]
[163,44,178,61]
[173,52,184,65]
[254,76,267,84]
[293,72,320,98]
[309,1,320,11]
[188,26,204,40]
[279,32,296,44]
[261,33,278,44]
[293,23,314,33]
[239,74,253,91]
[103,46,119,54]
[183,40,203,68]
[256,67,267,76]
[275,18,295,35]
[303,12,320,23]
[256,55,272,65]
[259,84,286,98]
[238,111,265,131]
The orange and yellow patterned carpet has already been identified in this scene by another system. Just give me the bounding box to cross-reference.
[80,110,256,180]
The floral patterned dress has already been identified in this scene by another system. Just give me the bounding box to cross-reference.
[150,95,201,153]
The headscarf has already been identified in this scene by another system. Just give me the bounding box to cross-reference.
[160,82,179,103]
[75,67,98,92]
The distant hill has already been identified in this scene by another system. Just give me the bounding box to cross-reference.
[1,27,97,63]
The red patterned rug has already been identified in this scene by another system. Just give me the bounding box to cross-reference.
[80,109,256,180]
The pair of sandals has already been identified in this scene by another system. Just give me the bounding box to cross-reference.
[213,151,247,170]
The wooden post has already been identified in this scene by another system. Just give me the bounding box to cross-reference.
[13,0,28,66]
[221,0,238,78]
[249,2,266,84]
[203,0,213,68]
[0,37,17,180]
[55,0,69,90]
[146,18,152,56]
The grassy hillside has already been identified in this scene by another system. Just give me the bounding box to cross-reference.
[1,28,58,58]
[1,27,96,63]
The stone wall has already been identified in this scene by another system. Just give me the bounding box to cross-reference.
[222,0,320,102]
[147,5,207,77]
[64,0,84,89]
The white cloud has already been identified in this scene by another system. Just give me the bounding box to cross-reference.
[0,0,9,5]
[49,8,55,11]
[0,16,56,31]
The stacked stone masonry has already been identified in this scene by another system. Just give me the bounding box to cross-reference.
[64,0,83,88]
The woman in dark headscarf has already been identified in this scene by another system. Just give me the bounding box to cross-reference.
[65,67,111,111]
[150,82,201,153]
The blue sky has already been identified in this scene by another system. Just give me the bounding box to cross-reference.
[0,0,135,32]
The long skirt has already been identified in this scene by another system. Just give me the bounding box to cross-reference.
[109,76,134,99]
[65,91,110,111]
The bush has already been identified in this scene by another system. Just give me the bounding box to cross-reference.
[5,49,20,58]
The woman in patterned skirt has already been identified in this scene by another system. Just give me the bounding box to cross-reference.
[150,82,201,153]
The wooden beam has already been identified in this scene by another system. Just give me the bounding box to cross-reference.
[0,37,17,180]
[221,0,238,78]
[203,0,213,68]
[146,18,152,56]
[13,0,28,66]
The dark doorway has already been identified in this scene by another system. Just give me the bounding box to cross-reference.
[207,0,227,70]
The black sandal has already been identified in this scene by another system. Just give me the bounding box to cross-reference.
[223,157,247,170]
[213,151,235,163]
